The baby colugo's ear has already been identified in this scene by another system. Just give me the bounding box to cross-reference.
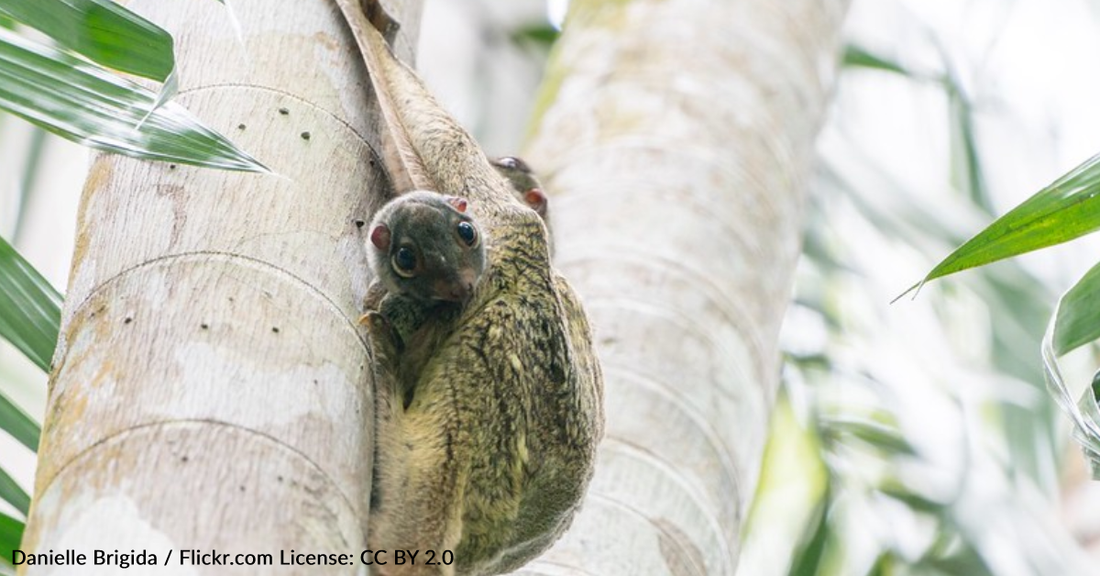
[445,196,468,213]
[370,224,392,250]
[524,189,547,216]
[494,156,529,172]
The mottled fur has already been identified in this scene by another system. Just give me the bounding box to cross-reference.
[336,2,605,575]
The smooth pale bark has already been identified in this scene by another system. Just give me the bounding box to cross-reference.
[19,1,422,573]
[519,0,849,574]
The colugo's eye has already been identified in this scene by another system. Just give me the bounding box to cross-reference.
[392,247,418,277]
[456,222,478,246]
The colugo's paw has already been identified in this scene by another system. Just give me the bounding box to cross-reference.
[361,311,404,356]
[364,280,389,310]
[360,310,391,336]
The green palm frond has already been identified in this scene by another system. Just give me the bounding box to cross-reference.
[1043,260,1100,474]
[0,390,39,452]
[0,234,58,373]
[912,151,1100,292]
[0,234,49,452]
[0,511,23,565]
[0,467,28,517]
[0,234,60,373]
[0,0,174,81]
[0,0,266,172]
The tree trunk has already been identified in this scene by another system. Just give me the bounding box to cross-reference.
[518,0,849,574]
[19,0,421,572]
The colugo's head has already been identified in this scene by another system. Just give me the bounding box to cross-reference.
[367,190,487,303]
[491,156,548,219]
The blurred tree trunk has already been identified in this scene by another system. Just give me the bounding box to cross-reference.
[19,0,421,572]
[519,0,849,574]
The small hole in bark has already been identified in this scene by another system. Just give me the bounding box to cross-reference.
[201,323,209,330]
[272,326,280,333]
[124,317,132,324]
[238,123,246,130]
[300,131,311,140]
[169,164,177,170]
[279,107,289,115]
[354,220,365,228]
[181,455,189,463]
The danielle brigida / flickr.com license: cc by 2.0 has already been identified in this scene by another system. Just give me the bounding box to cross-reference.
[9,547,457,569]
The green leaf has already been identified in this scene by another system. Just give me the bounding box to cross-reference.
[914,151,1100,291]
[0,0,173,81]
[511,23,559,48]
[0,467,28,517]
[0,28,268,172]
[916,547,991,576]
[788,488,830,576]
[821,415,916,456]
[12,128,45,238]
[946,81,991,214]
[1051,260,1100,356]
[1041,264,1100,471]
[879,480,944,513]
[0,390,38,452]
[842,44,912,77]
[0,512,23,565]
[867,553,893,576]
[0,235,60,372]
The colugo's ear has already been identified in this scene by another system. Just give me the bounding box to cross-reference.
[524,189,548,217]
[445,196,469,213]
[370,224,392,250]
[494,156,530,172]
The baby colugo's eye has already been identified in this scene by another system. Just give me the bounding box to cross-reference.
[392,246,418,277]
[457,222,478,247]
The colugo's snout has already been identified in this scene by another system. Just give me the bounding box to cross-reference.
[434,267,479,302]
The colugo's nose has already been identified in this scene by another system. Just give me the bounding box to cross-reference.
[435,268,478,303]
[435,281,471,302]
[448,283,472,301]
